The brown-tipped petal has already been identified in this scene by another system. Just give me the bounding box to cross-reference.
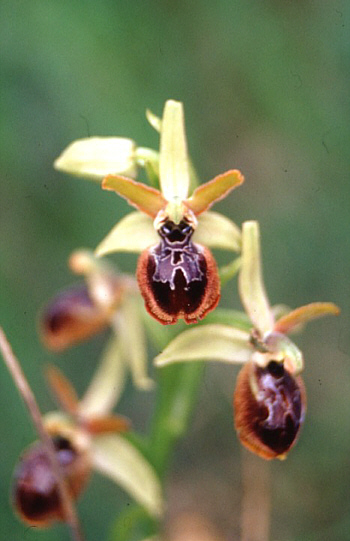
[274,302,340,335]
[137,223,220,325]
[39,284,110,352]
[85,415,131,435]
[234,360,306,460]
[46,365,79,416]
[13,434,91,527]
[102,174,166,217]
[185,169,244,216]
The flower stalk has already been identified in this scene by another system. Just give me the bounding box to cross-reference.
[0,327,85,541]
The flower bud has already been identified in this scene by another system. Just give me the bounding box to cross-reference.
[13,430,90,526]
[233,360,306,459]
[137,219,220,324]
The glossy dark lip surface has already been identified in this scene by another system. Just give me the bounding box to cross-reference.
[234,360,306,459]
[137,220,220,324]
[13,436,78,525]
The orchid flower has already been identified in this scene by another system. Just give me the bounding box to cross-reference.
[97,100,244,325]
[39,249,153,391]
[154,221,339,459]
[57,100,243,324]
[13,363,163,527]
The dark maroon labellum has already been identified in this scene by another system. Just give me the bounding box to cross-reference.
[40,284,110,351]
[234,360,306,459]
[13,435,89,526]
[137,220,220,324]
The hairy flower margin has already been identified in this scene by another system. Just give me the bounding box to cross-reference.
[155,221,340,459]
[55,100,243,325]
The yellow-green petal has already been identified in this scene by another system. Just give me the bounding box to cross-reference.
[103,175,166,217]
[118,295,154,390]
[194,211,241,251]
[95,212,159,257]
[185,169,244,215]
[159,100,190,201]
[54,137,138,180]
[154,324,252,367]
[146,108,162,133]
[78,334,126,417]
[239,221,274,334]
[274,302,340,335]
[92,434,163,518]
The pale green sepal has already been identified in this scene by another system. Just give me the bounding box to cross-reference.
[239,221,274,335]
[154,324,252,367]
[274,302,340,335]
[95,212,159,257]
[159,100,190,201]
[194,211,241,251]
[92,434,163,518]
[118,296,154,390]
[146,109,161,133]
[79,335,126,417]
[185,169,244,215]
[54,137,138,180]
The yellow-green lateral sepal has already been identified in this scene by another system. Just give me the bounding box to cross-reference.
[154,324,252,367]
[186,169,244,215]
[239,221,274,335]
[102,175,166,217]
[92,434,163,518]
[159,100,190,201]
[54,137,138,180]
[194,211,241,251]
[79,334,126,417]
[274,302,340,335]
[95,212,158,257]
[118,295,154,390]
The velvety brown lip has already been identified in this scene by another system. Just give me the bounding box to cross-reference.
[234,360,306,460]
[137,220,220,325]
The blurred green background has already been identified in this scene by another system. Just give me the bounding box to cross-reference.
[1,1,349,540]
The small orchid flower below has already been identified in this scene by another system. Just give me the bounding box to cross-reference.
[13,364,163,527]
[155,220,339,459]
[92,100,244,324]
[39,249,153,391]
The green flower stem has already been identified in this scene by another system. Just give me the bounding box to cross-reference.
[149,361,205,478]
[109,504,157,541]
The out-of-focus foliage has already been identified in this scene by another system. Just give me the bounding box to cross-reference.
[0,1,349,540]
